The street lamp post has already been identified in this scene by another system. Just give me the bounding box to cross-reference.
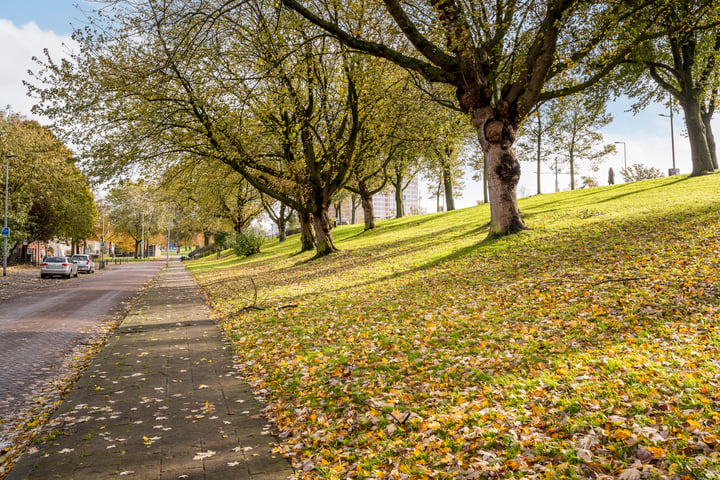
[166,205,171,267]
[659,106,677,173]
[3,154,18,276]
[614,141,627,171]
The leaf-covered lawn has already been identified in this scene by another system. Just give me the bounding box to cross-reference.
[190,174,720,479]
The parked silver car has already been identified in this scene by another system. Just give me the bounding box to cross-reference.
[41,256,79,279]
[71,254,95,274]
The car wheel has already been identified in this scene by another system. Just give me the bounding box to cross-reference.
[41,274,46,279]
[75,271,78,278]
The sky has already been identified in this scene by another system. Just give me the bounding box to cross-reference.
[0,2,714,211]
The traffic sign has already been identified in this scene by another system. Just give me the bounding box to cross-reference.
[1,227,9,237]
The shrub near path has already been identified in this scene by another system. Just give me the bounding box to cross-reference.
[190,174,720,479]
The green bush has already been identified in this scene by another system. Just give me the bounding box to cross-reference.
[214,231,235,249]
[234,230,265,257]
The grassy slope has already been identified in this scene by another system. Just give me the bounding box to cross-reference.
[189,174,720,479]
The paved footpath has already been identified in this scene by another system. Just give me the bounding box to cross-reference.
[7,260,293,480]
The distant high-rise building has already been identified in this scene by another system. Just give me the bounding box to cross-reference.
[338,177,421,224]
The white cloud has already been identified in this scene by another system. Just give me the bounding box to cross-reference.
[0,18,77,120]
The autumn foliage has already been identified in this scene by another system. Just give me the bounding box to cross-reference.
[190,174,720,479]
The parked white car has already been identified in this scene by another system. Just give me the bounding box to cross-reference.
[41,256,79,279]
[71,254,95,274]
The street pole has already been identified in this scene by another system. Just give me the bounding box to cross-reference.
[659,106,676,172]
[101,209,105,269]
[670,105,676,170]
[614,141,627,172]
[166,205,170,267]
[3,155,17,276]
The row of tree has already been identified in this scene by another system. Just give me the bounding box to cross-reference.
[27,0,720,257]
[0,110,96,259]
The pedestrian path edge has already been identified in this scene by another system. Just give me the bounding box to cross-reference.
[6,260,294,480]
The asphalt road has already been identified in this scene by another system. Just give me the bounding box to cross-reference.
[0,261,164,443]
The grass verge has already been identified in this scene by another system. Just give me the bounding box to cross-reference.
[189,173,720,479]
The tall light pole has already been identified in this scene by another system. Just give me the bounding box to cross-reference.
[141,210,145,261]
[614,141,627,171]
[3,154,17,276]
[659,104,677,173]
[166,204,171,267]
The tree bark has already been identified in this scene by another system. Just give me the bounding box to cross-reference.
[350,194,358,224]
[311,208,337,256]
[682,99,715,175]
[277,203,287,242]
[482,155,488,203]
[298,210,315,252]
[393,170,405,218]
[358,179,375,230]
[334,201,342,224]
[442,155,455,211]
[701,108,718,170]
[472,107,526,237]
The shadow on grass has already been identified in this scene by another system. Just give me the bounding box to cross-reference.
[216,224,496,307]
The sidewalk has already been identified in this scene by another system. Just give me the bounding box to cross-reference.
[6,260,293,480]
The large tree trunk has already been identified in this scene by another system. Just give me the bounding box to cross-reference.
[442,158,455,211]
[358,180,375,230]
[701,108,718,170]
[233,217,244,233]
[472,108,526,237]
[682,99,715,176]
[277,204,287,242]
[393,170,404,218]
[350,194,358,224]
[298,210,315,252]
[311,208,337,256]
[483,155,489,203]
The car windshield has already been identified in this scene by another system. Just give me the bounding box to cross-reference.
[46,257,65,263]
[72,255,88,260]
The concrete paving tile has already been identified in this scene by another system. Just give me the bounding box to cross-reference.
[5,261,293,480]
[70,463,120,480]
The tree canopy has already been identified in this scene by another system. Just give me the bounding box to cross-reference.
[0,110,96,250]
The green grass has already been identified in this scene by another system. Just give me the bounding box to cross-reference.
[189,173,720,479]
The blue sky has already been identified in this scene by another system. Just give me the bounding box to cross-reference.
[0,2,710,206]
[2,1,90,35]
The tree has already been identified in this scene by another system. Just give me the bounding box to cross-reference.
[163,159,262,236]
[105,181,159,258]
[281,0,687,237]
[624,0,720,175]
[0,111,96,254]
[548,94,615,190]
[620,163,665,182]
[260,195,294,242]
[424,136,469,212]
[515,102,562,195]
[30,0,419,257]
